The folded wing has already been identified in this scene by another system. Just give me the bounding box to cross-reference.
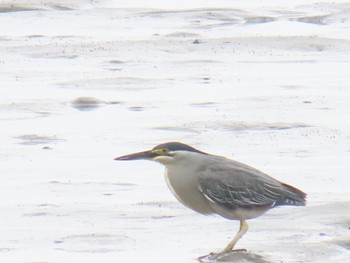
[198,159,306,209]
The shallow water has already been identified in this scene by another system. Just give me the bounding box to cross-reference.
[0,0,349,262]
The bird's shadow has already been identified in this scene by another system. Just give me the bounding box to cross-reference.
[198,250,274,263]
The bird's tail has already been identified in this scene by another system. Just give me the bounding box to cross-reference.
[277,183,307,206]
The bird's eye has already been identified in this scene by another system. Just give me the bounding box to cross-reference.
[152,148,170,155]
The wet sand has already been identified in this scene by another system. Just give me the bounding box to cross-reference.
[0,1,349,262]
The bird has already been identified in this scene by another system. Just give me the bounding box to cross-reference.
[115,142,306,260]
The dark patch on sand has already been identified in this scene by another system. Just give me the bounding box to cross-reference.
[71,97,105,111]
[15,134,64,145]
[71,97,122,111]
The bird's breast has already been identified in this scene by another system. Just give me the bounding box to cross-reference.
[164,167,213,215]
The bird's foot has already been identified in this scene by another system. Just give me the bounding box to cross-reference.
[198,249,247,262]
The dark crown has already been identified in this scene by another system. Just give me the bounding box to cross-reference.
[153,142,207,155]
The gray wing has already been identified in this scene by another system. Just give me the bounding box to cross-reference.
[198,159,306,209]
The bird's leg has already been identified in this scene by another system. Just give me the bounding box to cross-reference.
[223,219,248,252]
[198,220,249,262]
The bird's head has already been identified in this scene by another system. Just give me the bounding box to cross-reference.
[114,142,206,165]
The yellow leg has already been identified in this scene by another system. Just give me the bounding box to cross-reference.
[223,220,249,252]
[198,220,249,262]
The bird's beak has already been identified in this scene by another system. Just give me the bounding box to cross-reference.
[114,150,157,161]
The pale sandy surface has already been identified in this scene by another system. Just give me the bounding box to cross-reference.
[0,0,349,262]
